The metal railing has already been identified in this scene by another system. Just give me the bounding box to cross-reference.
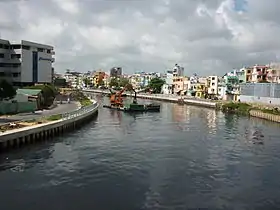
[61,102,99,120]
[135,93,218,103]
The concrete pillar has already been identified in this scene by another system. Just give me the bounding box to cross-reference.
[26,135,30,144]
[32,133,36,143]
[15,138,20,147]
[0,141,8,150]
[59,126,63,133]
[21,137,26,145]
[9,139,14,148]
[37,133,40,141]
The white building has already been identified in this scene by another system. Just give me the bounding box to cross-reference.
[161,70,174,94]
[207,76,219,95]
[173,64,184,77]
[0,39,55,85]
[64,72,83,88]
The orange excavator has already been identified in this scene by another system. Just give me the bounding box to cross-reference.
[110,84,130,107]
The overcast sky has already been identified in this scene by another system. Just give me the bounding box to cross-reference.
[0,0,280,75]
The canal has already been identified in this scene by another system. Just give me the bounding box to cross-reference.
[1,95,280,210]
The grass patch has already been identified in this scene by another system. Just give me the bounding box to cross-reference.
[80,99,92,107]
[45,114,62,121]
[258,108,280,115]
[221,102,252,115]
[221,102,280,116]
[71,90,92,107]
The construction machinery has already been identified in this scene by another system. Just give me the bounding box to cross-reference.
[109,84,130,107]
[104,85,160,112]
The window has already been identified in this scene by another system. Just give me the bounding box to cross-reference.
[11,54,21,59]
[0,44,3,49]
[22,45,30,50]
[0,63,8,67]
[38,48,44,52]
[212,83,215,86]
[4,45,9,49]
[0,53,4,58]
[12,63,21,68]
[12,73,20,77]
[47,49,51,54]
[11,44,21,49]
[212,77,215,80]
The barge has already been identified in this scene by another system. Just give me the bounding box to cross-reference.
[103,103,160,112]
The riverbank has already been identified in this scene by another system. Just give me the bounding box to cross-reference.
[83,89,217,108]
[83,89,280,123]
[220,102,280,123]
[0,98,99,152]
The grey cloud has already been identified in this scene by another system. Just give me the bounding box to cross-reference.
[0,0,280,75]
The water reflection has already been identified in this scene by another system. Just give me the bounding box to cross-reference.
[244,126,265,145]
[206,109,217,134]
[2,96,280,210]
[0,143,54,172]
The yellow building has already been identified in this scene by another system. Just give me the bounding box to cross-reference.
[193,83,207,98]
[91,70,106,87]
[173,76,189,95]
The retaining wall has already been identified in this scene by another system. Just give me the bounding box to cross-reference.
[83,90,217,108]
[0,101,99,152]
[249,110,280,123]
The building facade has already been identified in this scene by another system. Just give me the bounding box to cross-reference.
[161,71,174,94]
[110,67,122,78]
[0,39,55,86]
[240,83,280,105]
[172,64,184,77]
[207,76,219,95]
[251,65,269,83]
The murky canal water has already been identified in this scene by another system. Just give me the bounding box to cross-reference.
[1,96,280,210]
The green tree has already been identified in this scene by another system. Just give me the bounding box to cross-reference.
[83,78,91,87]
[119,78,130,87]
[109,77,119,87]
[0,80,16,100]
[54,78,67,87]
[24,84,58,108]
[148,78,165,93]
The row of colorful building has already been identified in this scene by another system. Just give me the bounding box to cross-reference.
[161,63,280,105]
[55,63,280,105]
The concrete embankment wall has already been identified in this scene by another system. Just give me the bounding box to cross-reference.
[83,90,217,108]
[250,110,280,123]
[0,101,99,152]
[84,89,280,123]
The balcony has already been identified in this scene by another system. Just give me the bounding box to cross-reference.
[253,70,264,76]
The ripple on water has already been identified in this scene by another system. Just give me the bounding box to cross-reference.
[1,98,280,210]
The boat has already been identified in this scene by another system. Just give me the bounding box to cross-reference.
[103,103,160,112]
[107,93,127,97]
[103,85,160,112]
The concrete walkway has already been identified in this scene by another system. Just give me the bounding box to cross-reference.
[0,101,80,125]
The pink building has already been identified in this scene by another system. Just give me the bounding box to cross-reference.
[173,76,189,95]
[251,65,269,83]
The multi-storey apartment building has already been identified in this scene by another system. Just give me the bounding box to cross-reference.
[207,76,219,95]
[172,64,184,77]
[251,64,269,83]
[0,39,55,86]
[110,67,122,78]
